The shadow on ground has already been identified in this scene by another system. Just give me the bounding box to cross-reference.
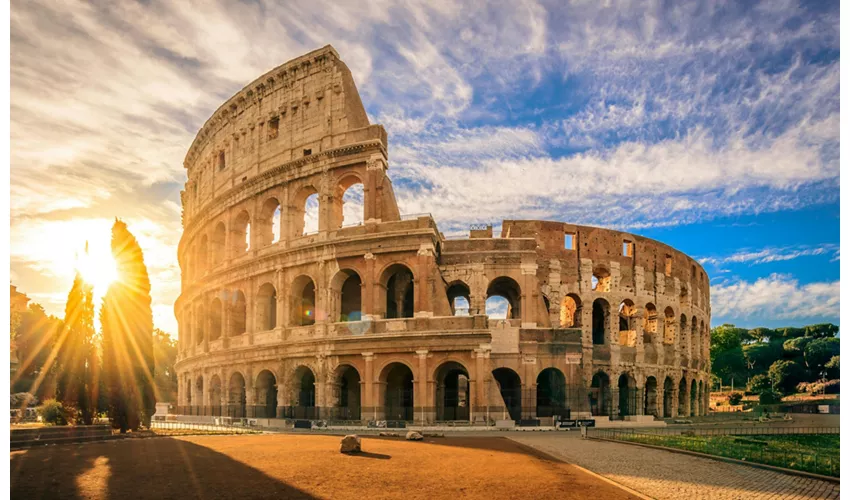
[11,437,317,499]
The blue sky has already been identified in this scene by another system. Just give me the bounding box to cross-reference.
[10,0,839,333]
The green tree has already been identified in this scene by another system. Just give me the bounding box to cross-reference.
[710,324,748,385]
[102,220,155,432]
[782,337,813,358]
[804,338,840,374]
[743,341,784,375]
[768,359,805,395]
[824,356,839,380]
[747,373,772,394]
[55,271,97,424]
[153,329,178,403]
[12,303,63,396]
[803,323,839,338]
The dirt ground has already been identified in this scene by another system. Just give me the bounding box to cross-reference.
[10,433,637,499]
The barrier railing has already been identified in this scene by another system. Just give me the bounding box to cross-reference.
[150,420,261,436]
[587,427,839,477]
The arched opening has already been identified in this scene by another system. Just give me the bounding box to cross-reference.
[537,368,567,418]
[333,176,365,228]
[292,366,316,419]
[698,380,704,416]
[209,375,222,417]
[679,314,688,355]
[560,294,582,327]
[618,300,637,346]
[255,370,277,419]
[592,266,611,292]
[618,373,637,418]
[435,362,470,421]
[446,281,471,316]
[382,363,414,421]
[209,297,222,340]
[197,235,208,275]
[643,303,657,344]
[492,368,522,421]
[486,277,521,319]
[292,186,319,236]
[663,307,675,344]
[195,377,204,415]
[691,315,699,359]
[690,379,698,416]
[332,270,362,322]
[230,290,247,335]
[258,197,281,247]
[211,222,226,265]
[663,377,674,418]
[382,264,414,319]
[257,283,277,330]
[232,210,251,254]
[195,304,205,346]
[592,298,609,345]
[291,276,316,326]
[644,376,658,417]
[333,365,361,421]
[678,377,687,416]
[228,372,246,418]
[185,378,192,413]
[589,372,611,416]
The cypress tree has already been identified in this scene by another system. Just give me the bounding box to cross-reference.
[56,268,96,424]
[101,219,155,431]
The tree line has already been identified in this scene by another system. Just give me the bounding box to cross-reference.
[11,220,178,431]
[710,323,839,402]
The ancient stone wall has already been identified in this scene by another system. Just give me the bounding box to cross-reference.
[174,46,711,425]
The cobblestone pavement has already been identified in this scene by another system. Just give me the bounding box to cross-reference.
[510,433,839,500]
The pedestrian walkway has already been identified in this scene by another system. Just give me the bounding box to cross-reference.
[511,433,839,500]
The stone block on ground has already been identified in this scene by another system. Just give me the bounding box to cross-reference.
[405,431,423,441]
[340,434,361,453]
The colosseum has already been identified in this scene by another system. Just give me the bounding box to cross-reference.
[174,45,711,428]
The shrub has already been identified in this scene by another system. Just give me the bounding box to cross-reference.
[758,390,782,405]
[747,374,771,394]
[823,379,840,394]
[768,360,805,395]
[10,392,37,408]
[727,392,743,405]
[825,356,839,379]
[37,399,69,425]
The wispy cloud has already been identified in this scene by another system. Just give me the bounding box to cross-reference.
[711,274,840,324]
[699,244,840,266]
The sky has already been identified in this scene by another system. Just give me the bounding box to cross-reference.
[10,0,840,335]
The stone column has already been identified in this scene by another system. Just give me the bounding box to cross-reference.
[473,349,486,422]
[362,353,375,421]
[520,262,538,327]
[415,350,429,424]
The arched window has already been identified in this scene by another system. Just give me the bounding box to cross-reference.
[382,264,414,319]
[618,373,637,417]
[231,290,247,335]
[197,235,208,275]
[333,176,365,228]
[211,222,226,265]
[643,303,657,344]
[560,294,582,327]
[293,187,320,236]
[209,297,222,340]
[446,281,471,316]
[663,307,675,344]
[592,298,609,345]
[258,198,281,247]
[486,277,521,320]
[195,304,205,345]
[232,210,251,254]
[679,314,688,354]
[255,370,277,419]
[592,266,611,292]
[691,315,699,359]
[332,269,362,322]
[291,276,316,326]
[257,283,277,330]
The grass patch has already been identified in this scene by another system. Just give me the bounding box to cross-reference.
[615,433,839,477]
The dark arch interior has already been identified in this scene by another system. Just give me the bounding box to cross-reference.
[486,277,521,319]
[385,266,414,319]
[618,374,636,417]
[228,374,247,418]
[435,362,469,421]
[293,368,316,419]
[592,299,608,345]
[335,366,361,420]
[256,370,277,418]
[492,368,522,421]
[536,368,567,418]
[589,372,611,416]
[340,273,362,322]
[644,376,658,417]
[384,363,414,421]
[446,282,471,316]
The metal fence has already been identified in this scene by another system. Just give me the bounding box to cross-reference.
[588,427,839,477]
[150,421,261,436]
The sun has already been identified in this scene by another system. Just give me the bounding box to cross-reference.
[77,245,118,293]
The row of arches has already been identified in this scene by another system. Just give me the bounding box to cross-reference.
[184,180,366,280]
[181,361,707,421]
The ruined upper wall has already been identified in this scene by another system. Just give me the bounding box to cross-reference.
[181,45,385,225]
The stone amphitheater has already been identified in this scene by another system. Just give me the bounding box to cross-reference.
[174,45,711,427]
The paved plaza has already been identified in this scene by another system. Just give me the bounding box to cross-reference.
[511,432,839,500]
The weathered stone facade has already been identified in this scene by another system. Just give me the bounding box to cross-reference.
[174,45,711,425]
